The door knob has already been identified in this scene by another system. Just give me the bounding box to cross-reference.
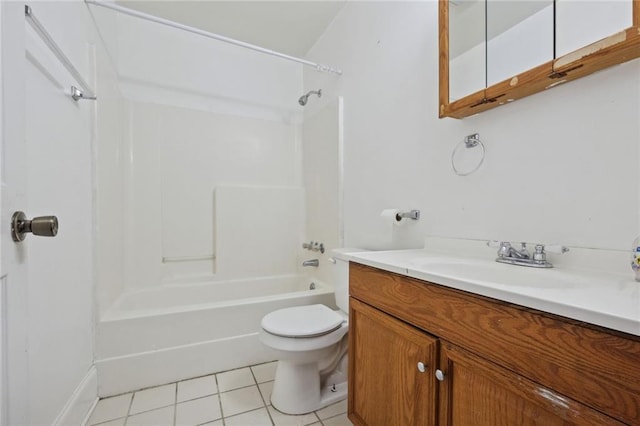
[417,362,426,373]
[435,369,446,381]
[11,211,58,242]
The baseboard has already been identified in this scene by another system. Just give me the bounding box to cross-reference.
[53,367,98,426]
[95,332,276,397]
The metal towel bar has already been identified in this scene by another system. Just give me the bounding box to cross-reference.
[25,4,97,101]
[162,255,216,263]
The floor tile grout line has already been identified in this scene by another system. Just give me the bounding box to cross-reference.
[177,392,220,405]
[94,362,273,402]
[176,373,221,404]
[123,391,134,425]
[92,362,272,407]
[173,381,178,426]
[217,366,258,394]
[214,373,226,426]
[89,415,127,426]
[125,401,175,418]
[89,361,345,426]
[250,361,278,385]
[218,381,260,394]
[223,406,271,424]
[221,383,268,398]
[250,367,275,425]
[219,387,266,420]
[321,411,348,423]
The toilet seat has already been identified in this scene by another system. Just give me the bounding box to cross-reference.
[262,304,343,338]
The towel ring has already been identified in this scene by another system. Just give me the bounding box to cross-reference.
[452,133,485,176]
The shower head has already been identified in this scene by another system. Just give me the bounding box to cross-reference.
[298,89,322,106]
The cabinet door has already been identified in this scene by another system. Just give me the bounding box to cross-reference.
[348,298,438,426]
[438,341,624,426]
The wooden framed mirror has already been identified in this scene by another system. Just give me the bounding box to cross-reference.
[439,0,640,119]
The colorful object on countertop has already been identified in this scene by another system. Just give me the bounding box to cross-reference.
[631,237,640,282]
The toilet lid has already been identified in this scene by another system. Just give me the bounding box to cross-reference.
[262,304,344,338]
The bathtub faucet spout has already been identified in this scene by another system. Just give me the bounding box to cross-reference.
[302,259,319,267]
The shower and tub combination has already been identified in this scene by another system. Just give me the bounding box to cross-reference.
[94,97,345,397]
[88,0,345,400]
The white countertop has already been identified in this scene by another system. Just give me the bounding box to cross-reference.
[337,243,640,337]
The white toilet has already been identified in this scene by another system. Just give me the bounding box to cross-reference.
[259,253,351,415]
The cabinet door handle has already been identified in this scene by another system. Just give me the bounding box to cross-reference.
[435,369,446,381]
[417,362,426,373]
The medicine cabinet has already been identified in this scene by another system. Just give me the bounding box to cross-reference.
[439,0,640,119]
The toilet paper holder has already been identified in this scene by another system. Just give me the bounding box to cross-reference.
[396,210,420,221]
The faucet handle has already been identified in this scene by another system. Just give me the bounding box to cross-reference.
[533,244,546,262]
[543,244,570,254]
[533,244,569,264]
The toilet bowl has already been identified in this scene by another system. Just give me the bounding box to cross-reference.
[259,251,354,415]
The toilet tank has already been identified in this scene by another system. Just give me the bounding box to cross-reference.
[331,249,364,313]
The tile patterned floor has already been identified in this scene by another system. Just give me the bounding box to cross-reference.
[86,361,352,426]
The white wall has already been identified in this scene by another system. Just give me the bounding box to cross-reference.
[304,1,640,252]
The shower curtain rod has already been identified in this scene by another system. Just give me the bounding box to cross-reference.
[84,0,343,76]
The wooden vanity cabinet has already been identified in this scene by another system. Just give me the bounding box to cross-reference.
[349,298,438,426]
[348,263,640,426]
[438,341,623,426]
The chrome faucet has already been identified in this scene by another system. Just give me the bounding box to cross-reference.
[488,241,568,268]
[302,259,319,267]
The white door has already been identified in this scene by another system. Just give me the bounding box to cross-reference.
[1,3,94,424]
[1,3,30,424]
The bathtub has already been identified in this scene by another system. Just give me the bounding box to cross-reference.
[94,274,336,396]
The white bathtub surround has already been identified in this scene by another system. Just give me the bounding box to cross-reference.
[120,98,305,292]
[215,185,305,279]
[95,276,334,396]
[302,98,345,286]
[86,362,350,426]
[92,9,309,306]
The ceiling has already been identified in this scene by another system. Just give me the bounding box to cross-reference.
[116,1,347,57]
